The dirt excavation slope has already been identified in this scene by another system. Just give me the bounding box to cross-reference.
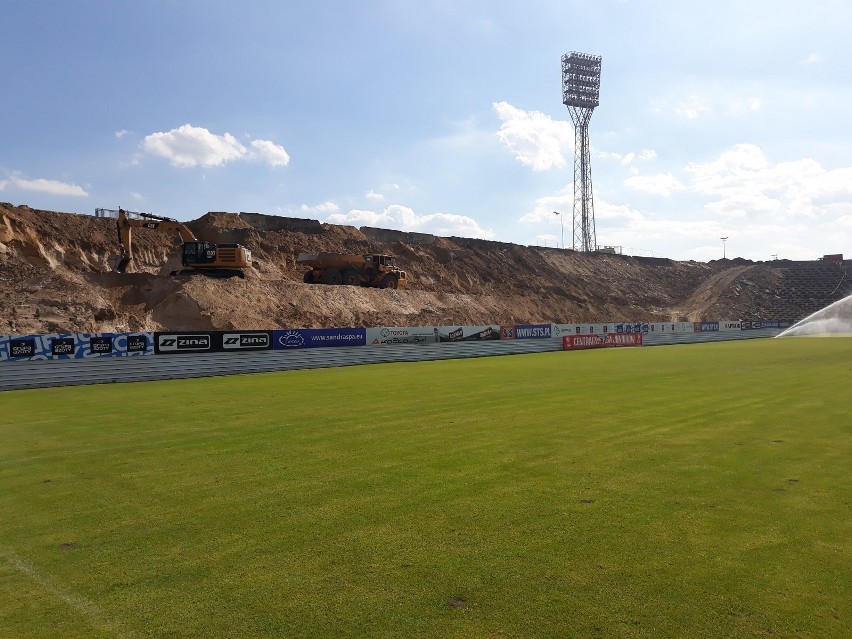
[0,203,847,335]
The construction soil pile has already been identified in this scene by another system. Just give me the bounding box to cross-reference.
[0,203,837,335]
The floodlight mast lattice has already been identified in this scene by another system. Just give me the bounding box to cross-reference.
[562,51,602,252]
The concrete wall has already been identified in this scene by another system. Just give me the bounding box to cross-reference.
[239,212,324,234]
[448,237,517,252]
[360,227,435,245]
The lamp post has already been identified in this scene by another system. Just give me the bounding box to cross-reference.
[720,236,729,259]
[553,211,564,249]
[562,51,602,252]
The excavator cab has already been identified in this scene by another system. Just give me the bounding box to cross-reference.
[370,254,394,267]
[182,241,217,266]
[180,240,250,278]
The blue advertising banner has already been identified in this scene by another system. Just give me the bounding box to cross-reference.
[514,324,552,339]
[0,332,154,361]
[273,328,366,349]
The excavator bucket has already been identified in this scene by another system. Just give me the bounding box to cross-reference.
[115,256,130,273]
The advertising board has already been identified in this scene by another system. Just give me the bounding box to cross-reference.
[155,331,274,354]
[553,324,614,337]
[437,326,500,342]
[366,327,437,346]
[514,324,552,339]
[647,323,694,333]
[693,322,720,332]
[0,332,154,361]
[221,332,273,351]
[155,333,214,354]
[562,333,643,350]
[500,325,515,340]
[273,328,365,349]
[615,323,649,334]
[720,321,742,331]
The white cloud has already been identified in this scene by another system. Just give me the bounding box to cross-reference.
[1,176,88,196]
[115,129,130,139]
[684,144,852,220]
[142,124,290,168]
[666,93,762,121]
[596,151,623,161]
[249,139,290,166]
[493,101,574,171]
[598,148,657,164]
[606,146,852,259]
[130,192,144,201]
[802,53,824,64]
[675,96,711,120]
[624,172,685,197]
[519,188,574,224]
[143,124,246,167]
[365,190,385,202]
[517,142,852,260]
[299,201,340,215]
[724,97,763,117]
[325,204,494,239]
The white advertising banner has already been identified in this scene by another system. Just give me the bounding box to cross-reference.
[366,326,438,346]
[648,322,696,333]
[553,323,616,338]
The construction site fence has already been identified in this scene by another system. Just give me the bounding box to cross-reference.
[0,321,788,391]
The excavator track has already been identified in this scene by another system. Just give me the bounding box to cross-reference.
[170,269,246,279]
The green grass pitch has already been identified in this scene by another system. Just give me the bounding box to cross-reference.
[1,338,850,638]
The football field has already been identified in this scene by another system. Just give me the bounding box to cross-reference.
[1,338,850,638]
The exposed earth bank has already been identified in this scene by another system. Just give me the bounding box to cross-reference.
[1,203,848,335]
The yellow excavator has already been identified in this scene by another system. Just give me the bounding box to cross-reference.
[114,208,251,278]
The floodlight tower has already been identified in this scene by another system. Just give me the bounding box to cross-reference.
[562,51,602,252]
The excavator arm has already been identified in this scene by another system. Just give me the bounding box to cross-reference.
[115,208,198,272]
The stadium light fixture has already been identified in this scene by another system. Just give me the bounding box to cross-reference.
[561,51,602,109]
[721,237,729,259]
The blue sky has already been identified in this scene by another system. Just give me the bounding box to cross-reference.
[2,0,851,261]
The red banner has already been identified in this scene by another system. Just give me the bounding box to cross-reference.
[562,333,643,350]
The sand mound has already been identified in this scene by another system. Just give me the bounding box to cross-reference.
[0,203,847,335]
